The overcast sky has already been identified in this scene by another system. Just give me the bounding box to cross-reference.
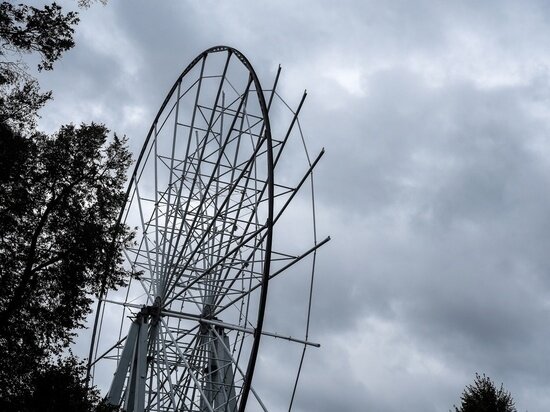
[32,1,550,410]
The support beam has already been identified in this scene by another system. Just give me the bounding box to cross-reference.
[105,310,152,411]
[106,319,140,405]
[202,327,237,411]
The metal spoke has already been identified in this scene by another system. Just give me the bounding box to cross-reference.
[89,46,324,412]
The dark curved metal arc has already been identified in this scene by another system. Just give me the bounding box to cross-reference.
[88,46,274,412]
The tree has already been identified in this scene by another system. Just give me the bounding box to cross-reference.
[0,121,133,406]
[1,352,120,412]
[0,2,78,71]
[453,373,517,412]
[0,2,132,409]
[0,2,79,131]
[15,355,100,412]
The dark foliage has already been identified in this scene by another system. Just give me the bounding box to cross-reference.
[0,1,79,130]
[0,1,131,409]
[0,2,79,71]
[453,373,517,412]
[0,353,121,412]
[0,121,133,406]
[6,355,98,412]
[78,0,109,8]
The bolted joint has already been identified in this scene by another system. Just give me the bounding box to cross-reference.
[139,296,162,326]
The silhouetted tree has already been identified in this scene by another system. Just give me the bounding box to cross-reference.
[0,3,133,409]
[1,353,121,412]
[0,121,133,407]
[18,355,99,412]
[453,373,517,412]
[0,2,79,131]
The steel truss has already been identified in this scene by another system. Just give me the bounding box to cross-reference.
[88,46,328,412]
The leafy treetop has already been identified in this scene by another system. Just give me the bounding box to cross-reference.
[0,122,133,405]
[0,2,79,71]
[0,1,79,131]
[453,373,517,412]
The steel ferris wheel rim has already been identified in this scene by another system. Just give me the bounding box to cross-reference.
[88,45,327,412]
[89,46,275,411]
[126,46,275,411]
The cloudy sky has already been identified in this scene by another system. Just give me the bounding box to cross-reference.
[31,1,550,410]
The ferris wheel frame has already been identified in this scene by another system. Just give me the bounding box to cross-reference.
[87,45,327,412]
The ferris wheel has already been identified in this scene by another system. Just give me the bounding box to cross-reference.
[87,46,329,412]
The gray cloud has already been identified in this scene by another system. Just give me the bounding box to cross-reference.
[29,0,550,410]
